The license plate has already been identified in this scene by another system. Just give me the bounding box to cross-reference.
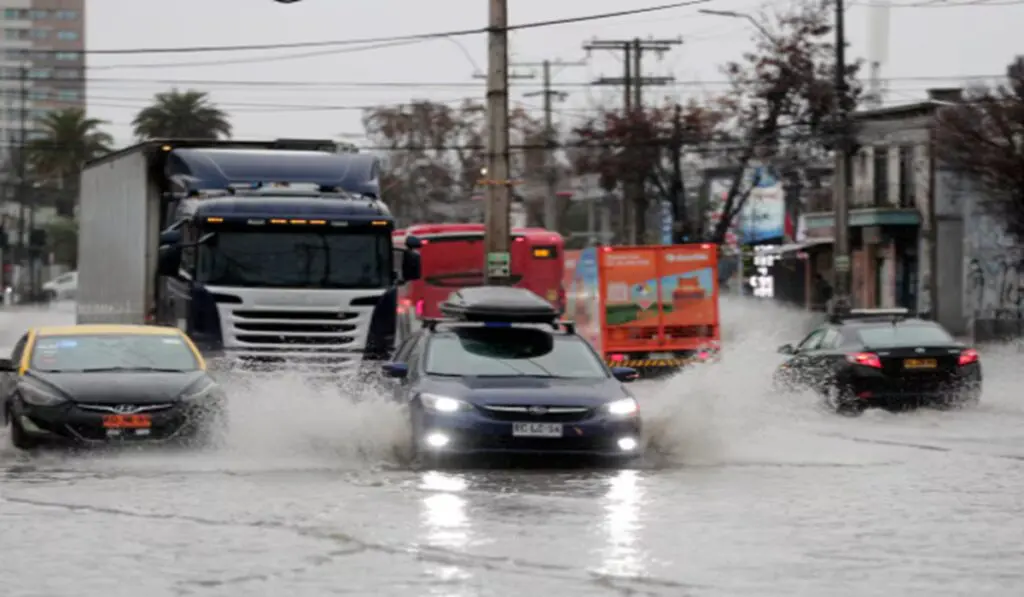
[649,352,674,359]
[512,422,563,438]
[102,414,152,429]
[903,358,937,370]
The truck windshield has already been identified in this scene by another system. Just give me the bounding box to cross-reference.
[197,231,391,289]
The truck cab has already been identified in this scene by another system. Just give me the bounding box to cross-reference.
[78,140,420,374]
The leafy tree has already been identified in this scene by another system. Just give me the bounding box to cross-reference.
[27,108,113,217]
[934,56,1024,240]
[44,216,78,267]
[362,99,543,224]
[132,89,232,140]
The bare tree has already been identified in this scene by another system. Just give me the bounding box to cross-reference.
[934,56,1024,240]
[362,99,543,225]
[708,0,861,243]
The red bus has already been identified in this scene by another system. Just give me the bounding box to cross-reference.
[393,224,564,334]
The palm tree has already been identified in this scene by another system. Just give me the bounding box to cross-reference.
[132,89,232,140]
[27,108,114,217]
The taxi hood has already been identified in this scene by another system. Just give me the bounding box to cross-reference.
[24,370,209,404]
[421,376,627,407]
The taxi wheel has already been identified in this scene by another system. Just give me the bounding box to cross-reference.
[9,417,40,450]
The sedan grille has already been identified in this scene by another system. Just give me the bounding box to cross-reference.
[477,404,593,422]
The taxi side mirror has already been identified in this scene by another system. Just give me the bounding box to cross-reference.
[777,344,795,355]
[0,357,14,371]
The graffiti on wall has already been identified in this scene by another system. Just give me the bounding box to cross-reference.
[965,251,1024,320]
[963,187,1022,321]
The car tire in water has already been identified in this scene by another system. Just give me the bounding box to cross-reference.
[823,384,865,417]
[9,416,40,450]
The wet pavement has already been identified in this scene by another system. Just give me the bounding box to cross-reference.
[1,301,1023,596]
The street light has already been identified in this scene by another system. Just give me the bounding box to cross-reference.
[698,9,775,42]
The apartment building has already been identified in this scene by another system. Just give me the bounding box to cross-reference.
[0,0,84,149]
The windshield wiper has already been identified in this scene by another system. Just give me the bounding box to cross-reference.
[80,366,187,373]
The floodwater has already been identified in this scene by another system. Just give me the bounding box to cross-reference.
[1,300,1023,597]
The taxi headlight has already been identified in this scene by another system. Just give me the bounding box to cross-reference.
[421,393,471,414]
[19,384,67,407]
[605,397,638,416]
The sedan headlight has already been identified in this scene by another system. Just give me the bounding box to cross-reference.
[605,397,638,417]
[420,393,472,414]
[19,383,67,407]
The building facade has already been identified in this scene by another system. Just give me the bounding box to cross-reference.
[1,0,84,148]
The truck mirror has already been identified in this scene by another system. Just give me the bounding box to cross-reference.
[158,245,182,276]
[401,251,421,282]
[159,229,181,246]
[404,235,423,249]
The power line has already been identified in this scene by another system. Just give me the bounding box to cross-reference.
[0,74,1004,89]
[36,1,710,56]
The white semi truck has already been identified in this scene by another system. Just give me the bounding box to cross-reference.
[76,139,422,373]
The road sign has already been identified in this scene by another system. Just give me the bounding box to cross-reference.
[834,255,850,272]
[486,251,511,279]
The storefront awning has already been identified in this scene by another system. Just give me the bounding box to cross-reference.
[759,238,834,256]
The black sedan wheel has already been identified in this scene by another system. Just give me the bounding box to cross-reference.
[823,385,865,417]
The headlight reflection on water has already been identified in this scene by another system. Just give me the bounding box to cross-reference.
[419,472,474,593]
[595,470,647,578]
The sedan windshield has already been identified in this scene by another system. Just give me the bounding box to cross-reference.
[424,327,608,379]
[30,334,200,372]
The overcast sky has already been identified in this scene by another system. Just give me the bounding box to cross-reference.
[84,0,1024,147]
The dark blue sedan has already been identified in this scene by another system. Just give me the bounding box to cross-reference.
[381,286,642,462]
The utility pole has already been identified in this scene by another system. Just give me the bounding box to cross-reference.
[482,0,513,284]
[15,65,28,302]
[831,0,853,309]
[516,58,585,232]
[585,37,681,245]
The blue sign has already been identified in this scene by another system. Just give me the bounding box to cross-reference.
[660,200,673,245]
[737,167,786,244]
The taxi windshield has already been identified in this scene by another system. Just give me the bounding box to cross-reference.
[424,327,608,379]
[30,334,200,373]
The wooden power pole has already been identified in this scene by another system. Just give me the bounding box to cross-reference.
[514,58,585,232]
[482,0,513,284]
[584,37,681,244]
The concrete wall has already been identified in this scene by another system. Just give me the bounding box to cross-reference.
[960,177,1024,341]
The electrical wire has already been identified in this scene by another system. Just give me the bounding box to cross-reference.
[26,1,711,56]
[0,74,1005,89]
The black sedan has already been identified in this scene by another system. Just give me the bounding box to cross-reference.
[773,309,982,415]
[1,324,227,450]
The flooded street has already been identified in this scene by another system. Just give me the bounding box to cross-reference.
[2,301,1023,596]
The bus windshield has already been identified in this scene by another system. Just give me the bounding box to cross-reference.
[197,230,391,289]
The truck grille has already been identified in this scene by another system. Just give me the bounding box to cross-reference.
[229,309,361,347]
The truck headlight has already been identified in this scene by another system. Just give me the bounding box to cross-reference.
[421,393,471,414]
[19,384,67,407]
[605,397,638,416]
